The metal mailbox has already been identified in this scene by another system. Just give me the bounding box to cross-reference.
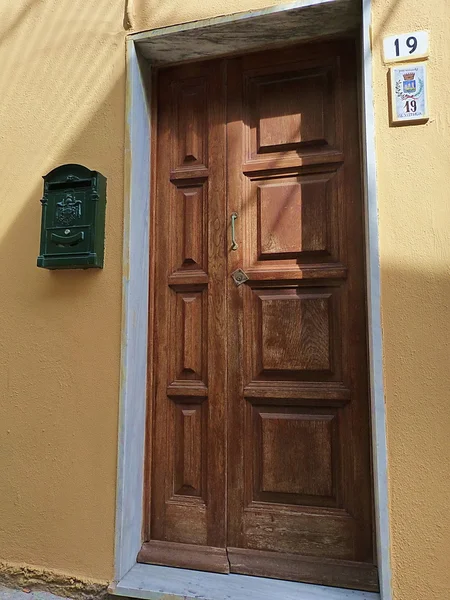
[37,164,106,269]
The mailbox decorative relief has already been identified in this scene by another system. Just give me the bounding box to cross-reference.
[37,164,106,269]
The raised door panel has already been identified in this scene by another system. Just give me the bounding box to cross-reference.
[174,78,207,170]
[172,399,206,499]
[164,396,207,546]
[243,55,341,174]
[257,73,326,150]
[250,405,339,506]
[248,66,336,159]
[254,171,339,267]
[258,178,329,258]
[246,286,340,383]
[169,288,207,386]
[171,184,207,277]
[260,412,334,497]
[261,291,331,372]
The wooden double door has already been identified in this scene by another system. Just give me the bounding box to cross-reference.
[140,40,378,592]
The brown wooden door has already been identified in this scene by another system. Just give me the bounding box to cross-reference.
[140,40,378,592]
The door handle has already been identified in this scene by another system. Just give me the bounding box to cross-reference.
[230,212,238,251]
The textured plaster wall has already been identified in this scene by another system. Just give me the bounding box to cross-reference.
[0,0,126,583]
[130,0,290,32]
[0,0,449,598]
[0,0,288,585]
[371,1,450,599]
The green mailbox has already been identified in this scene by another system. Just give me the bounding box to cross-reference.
[37,164,106,269]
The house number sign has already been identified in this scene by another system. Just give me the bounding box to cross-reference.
[389,63,429,125]
[383,31,429,63]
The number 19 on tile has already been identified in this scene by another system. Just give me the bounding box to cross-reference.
[389,63,429,125]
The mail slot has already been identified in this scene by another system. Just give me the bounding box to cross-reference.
[37,164,106,269]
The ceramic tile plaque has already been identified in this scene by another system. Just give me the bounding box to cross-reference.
[390,63,429,125]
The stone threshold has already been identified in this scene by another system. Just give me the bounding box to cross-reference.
[109,563,381,600]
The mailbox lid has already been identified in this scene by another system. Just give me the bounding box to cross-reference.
[46,226,91,255]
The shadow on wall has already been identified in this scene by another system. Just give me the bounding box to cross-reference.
[380,260,450,600]
[0,84,126,580]
[0,0,129,581]
[363,1,450,599]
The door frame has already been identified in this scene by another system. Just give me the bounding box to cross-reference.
[111,2,392,599]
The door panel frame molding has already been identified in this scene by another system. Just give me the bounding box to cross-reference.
[111,2,392,599]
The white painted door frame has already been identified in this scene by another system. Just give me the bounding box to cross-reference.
[111,2,392,599]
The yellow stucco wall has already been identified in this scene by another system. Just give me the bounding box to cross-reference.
[0,1,448,599]
[0,0,128,582]
[371,2,450,600]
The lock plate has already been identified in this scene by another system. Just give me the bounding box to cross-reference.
[231,268,249,286]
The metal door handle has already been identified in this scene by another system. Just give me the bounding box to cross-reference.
[230,212,238,251]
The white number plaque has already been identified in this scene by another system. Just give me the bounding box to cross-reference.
[383,31,429,63]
